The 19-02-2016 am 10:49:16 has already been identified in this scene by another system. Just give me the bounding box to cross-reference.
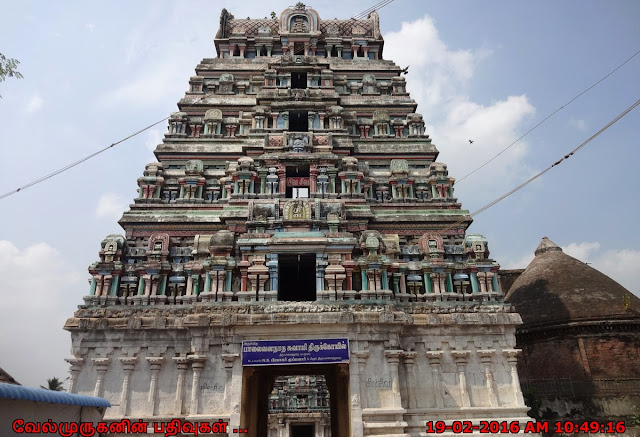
[425,420,626,434]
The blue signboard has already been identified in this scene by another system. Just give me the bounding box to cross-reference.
[242,338,350,366]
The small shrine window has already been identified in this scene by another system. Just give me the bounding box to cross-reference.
[289,110,308,131]
[291,72,307,89]
[278,254,316,301]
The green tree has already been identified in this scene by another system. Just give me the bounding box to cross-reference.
[41,377,65,391]
[0,53,23,97]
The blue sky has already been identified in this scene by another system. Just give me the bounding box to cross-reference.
[1,0,639,387]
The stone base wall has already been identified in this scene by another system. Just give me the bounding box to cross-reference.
[65,302,532,436]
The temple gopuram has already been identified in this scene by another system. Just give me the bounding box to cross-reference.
[64,4,532,436]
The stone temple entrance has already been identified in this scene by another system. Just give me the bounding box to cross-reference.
[240,364,350,437]
[268,374,330,436]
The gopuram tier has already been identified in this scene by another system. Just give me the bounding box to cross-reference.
[65,4,531,437]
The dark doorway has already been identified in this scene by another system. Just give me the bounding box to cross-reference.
[292,72,307,89]
[241,363,351,437]
[289,110,308,132]
[291,425,314,437]
[279,254,316,301]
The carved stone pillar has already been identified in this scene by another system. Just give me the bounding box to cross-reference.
[146,357,164,416]
[477,350,498,407]
[478,272,487,292]
[352,350,369,409]
[503,349,525,406]
[425,351,444,408]
[221,353,239,412]
[102,275,112,297]
[173,356,190,414]
[451,350,470,407]
[384,350,403,409]
[190,356,207,414]
[277,165,287,194]
[430,273,442,293]
[277,422,285,437]
[309,165,318,193]
[92,358,110,398]
[486,271,495,292]
[402,351,417,409]
[144,274,153,296]
[119,356,138,416]
[65,357,84,394]
[317,419,327,437]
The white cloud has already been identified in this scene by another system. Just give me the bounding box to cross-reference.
[591,248,640,296]
[0,241,83,387]
[562,241,600,261]
[97,62,188,109]
[25,94,44,113]
[502,250,535,270]
[568,118,587,131]
[85,23,95,32]
[384,16,489,112]
[96,6,191,109]
[96,193,128,219]
[123,8,161,66]
[562,242,640,296]
[384,16,536,206]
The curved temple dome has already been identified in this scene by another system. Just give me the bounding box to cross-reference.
[506,236,640,329]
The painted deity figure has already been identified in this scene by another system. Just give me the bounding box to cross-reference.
[289,133,308,152]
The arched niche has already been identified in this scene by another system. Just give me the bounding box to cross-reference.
[280,5,320,33]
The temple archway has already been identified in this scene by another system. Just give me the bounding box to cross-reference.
[240,363,351,437]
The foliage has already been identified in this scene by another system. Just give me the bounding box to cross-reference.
[0,53,23,97]
[41,377,65,391]
[271,12,277,20]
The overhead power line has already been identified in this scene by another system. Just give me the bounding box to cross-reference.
[0,118,167,201]
[457,47,640,185]
[441,97,640,233]
[352,0,396,20]
[2,0,397,202]
[0,93,213,201]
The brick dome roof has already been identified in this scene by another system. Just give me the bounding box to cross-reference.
[505,237,640,329]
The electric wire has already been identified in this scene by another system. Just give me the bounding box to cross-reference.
[353,0,390,19]
[439,97,640,234]
[1,0,396,202]
[0,93,213,201]
[352,0,395,20]
[456,48,640,185]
